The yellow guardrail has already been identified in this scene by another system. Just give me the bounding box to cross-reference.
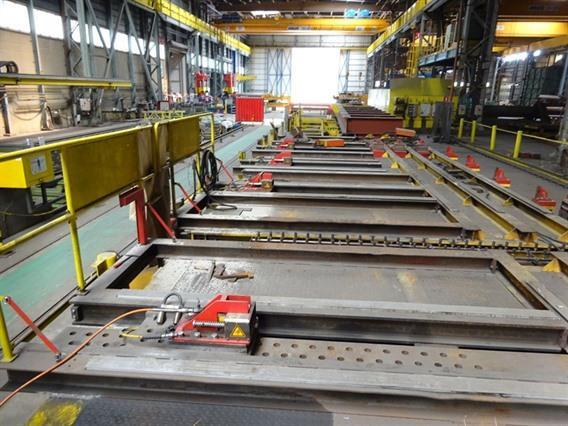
[458,118,567,159]
[0,113,214,290]
[131,0,250,55]
[367,0,432,56]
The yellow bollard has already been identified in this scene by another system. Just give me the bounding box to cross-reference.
[0,297,16,362]
[457,118,464,140]
[513,130,523,159]
[489,125,497,151]
[470,120,477,144]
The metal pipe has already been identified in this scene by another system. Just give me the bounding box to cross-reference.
[0,297,16,362]
[490,125,497,151]
[513,130,523,159]
[0,213,71,254]
[470,119,477,143]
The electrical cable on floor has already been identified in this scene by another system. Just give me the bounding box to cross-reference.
[0,307,153,409]
[193,150,238,211]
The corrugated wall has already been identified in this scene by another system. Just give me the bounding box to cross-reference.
[338,49,368,93]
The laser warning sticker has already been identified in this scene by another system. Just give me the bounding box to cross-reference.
[230,324,246,338]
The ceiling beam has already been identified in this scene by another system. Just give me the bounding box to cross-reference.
[213,1,381,13]
[215,18,388,35]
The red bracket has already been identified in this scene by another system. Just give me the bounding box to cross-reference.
[269,150,292,166]
[119,186,148,245]
[244,172,273,191]
[4,297,61,357]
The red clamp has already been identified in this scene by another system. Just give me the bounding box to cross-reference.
[445,146,459,160]
[532,186,557,210]
[244,172,274,191]
[174,295,255,349]
[465,154,480,171]
[276,136,295,150]
[493,168,511,187]
[269,150,292,166]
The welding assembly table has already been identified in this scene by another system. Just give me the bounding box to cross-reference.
[2,135,568,423]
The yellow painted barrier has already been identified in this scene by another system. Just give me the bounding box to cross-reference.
[0,297,16,362]
[513,130,523,159]
[470,120,477,144]
[457,118,464,140]
[490,125,497,151]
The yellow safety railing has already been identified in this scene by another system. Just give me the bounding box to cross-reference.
[458,118,567,157]
[0,113,214,287]
[0,112,216,361]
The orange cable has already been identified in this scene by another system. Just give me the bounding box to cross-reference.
[0,307,152,409]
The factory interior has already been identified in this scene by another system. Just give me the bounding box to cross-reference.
[0,0,568,423]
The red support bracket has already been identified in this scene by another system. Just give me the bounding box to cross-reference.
[119,186,148,245]
[147,203,176,240]
[4,297,61,358]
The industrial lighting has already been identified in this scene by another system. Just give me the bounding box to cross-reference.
[502,52,528,63]
[533,49,542,57]
[251,11,280,17]
[460,81,465,87]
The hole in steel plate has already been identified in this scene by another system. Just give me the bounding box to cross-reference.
[395,360,403,365]
[364,348,371,353]
[280,353,288,358]
[102,333,109,338]
[309,344,317,350]
[474,365,483,370]
[273,342,280,347]
[327,345,335,351]
[356,358,364,362]
[299,354,307,359]
[146,329,153,333]
[69,331,76,336]
[454,364,463,369]
[68,341,75,345]
[459,353,467,359]
[401,350,409,355]
[345,347,353,351]
[383,349,390,354]
[291,343,298,348]
[434,362,442,367]
[318,355,326,360]
[440,353,447,358]
[102,343,109,348]
[262,352,269,357]
[337,356,344,361]
[375,359,383,364]
[85,332,93,337]
[420,351,428,356]
[415,361,422,366]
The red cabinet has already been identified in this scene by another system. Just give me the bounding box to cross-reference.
[235,96,264,123]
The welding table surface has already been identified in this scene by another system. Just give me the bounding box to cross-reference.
[143,256,527,309]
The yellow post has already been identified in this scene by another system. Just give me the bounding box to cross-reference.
[209,114,215,153]
[0,297,16,362]
[470,120,477,144]
[513,130,523,159]
[457,118,464,139]
[60,150,86,291]
[489,125,497,151]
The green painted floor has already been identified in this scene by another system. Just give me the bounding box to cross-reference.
[0,125,270,336]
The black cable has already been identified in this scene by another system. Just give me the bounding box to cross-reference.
[193,150,238,211]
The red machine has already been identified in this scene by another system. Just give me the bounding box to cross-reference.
[172,294,256,350]
[223,73,236,94]
[244,172,274,191]
[195,70,209,95]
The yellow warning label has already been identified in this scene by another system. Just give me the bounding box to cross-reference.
[230,324,246,338]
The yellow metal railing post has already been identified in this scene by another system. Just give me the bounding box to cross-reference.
[513,130,523,159]
[490,125,497,151]
[470,120,477,144]
[60,150,86,291]
[457,118,464,140]
[209,113,215,153]
[0,297,16,362]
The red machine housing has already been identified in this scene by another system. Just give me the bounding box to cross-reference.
[235,96,264,122]
[174,295,255,349]
[195,71,209,94]
[223,73,236,94]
